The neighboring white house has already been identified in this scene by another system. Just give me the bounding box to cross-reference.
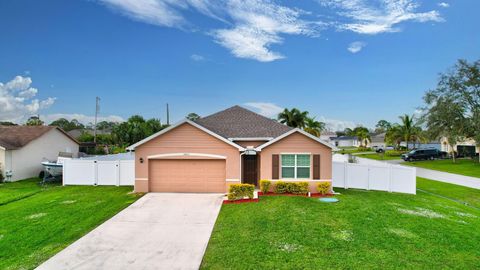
[320,131,337,145]
[0,126,79,181]
[332,136,361,147]
[440,137,479,156]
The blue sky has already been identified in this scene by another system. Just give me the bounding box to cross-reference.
[0,0,479,130]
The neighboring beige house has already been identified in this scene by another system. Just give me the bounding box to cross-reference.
[369,132,386,149]
[0,126,79,181]
[440,137,479,156]
[127,106,337,194]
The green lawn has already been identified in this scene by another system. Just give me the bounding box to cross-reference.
[0,178,142,270]
[334,148,372,154]
[417,177,480,208]
[356,153,401,161]
[201,178,480,269]
[403,158,480,178]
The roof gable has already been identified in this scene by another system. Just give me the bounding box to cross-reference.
[126,119,245,151]
[256,128,337,151]
[195,105,292,139]
[0,126,78,150]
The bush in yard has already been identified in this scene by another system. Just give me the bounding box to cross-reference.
[286,182,309,195]
[274,181,288,194]
[357,146,372,152]
[296,182,309,195]
[0,168,3,183]
[260,180,271,194]
[285,182,297,194]
[317,181,332,195]
[274,181,309,195]
[228,184,255,201]
[385,150,406,157]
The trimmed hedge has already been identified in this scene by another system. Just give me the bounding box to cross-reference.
[260,180,271,194]
[317,181,331,195]
[274,181,309,195]
[227,184,255,201]
[274,181,288,194]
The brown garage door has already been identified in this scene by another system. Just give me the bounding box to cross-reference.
[149,159,226,193]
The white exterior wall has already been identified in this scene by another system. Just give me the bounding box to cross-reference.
[0,147,5,178]
[440,137,479,153]
[337,139,360,148]
[6,129,79,181]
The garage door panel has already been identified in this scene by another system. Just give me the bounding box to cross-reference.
[149,159,226,193]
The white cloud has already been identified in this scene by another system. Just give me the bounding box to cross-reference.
[347,41,366,53]
[244,102,284,118]
[98,0,321,62]
[41,113,124,125]
[99,0,186,28]
[318,0,443,35]
[190,54,205,61]
[98,0,442,61]
[317,116,357,132]
[438,2,449,8]
[0,76,56,122]
[211,0,320,62]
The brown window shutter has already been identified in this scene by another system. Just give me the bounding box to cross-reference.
[272,154,279,179]
[313,154,320,180]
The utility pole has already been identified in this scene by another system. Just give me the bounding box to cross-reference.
[94,97,100,143]
[166,103,170,126]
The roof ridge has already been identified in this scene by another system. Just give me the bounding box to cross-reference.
[194,105,292,139]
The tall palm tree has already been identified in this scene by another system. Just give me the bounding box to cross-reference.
[399,114,420,150]
[304,117,326,137]
[277,108,309,128]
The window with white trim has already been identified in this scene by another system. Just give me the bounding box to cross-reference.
[281,154,310,179]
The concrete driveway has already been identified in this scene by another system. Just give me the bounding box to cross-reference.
[37,193,224,270]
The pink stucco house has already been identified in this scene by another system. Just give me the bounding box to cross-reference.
[127,106,336,193]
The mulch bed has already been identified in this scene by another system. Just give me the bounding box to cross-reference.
[223,193,335,204]
[258,192,334,198]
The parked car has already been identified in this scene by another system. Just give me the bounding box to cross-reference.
[401,148,444,161]
[375,146,395,153]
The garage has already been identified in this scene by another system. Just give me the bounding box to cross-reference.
[149,159,226,193]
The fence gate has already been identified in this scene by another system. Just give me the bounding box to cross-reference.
[63,159,134,186]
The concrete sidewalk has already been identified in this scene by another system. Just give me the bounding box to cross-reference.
[415,167,480,189]
[37,193,224,270]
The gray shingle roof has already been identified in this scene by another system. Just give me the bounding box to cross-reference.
[195,105,292,139]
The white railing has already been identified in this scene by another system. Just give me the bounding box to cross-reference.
[332,161,416,194]
[63,159,134,186]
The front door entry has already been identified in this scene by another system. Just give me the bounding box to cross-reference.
[242,155,258,186]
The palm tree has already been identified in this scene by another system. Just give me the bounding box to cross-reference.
[277,108,309,128]
[353,126,371,147]
[399,115,420,150]
[385,124,403,149]
[304,117,326,137]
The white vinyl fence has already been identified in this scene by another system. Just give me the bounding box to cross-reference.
[63,159,134,186]
[332,161,416,194]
